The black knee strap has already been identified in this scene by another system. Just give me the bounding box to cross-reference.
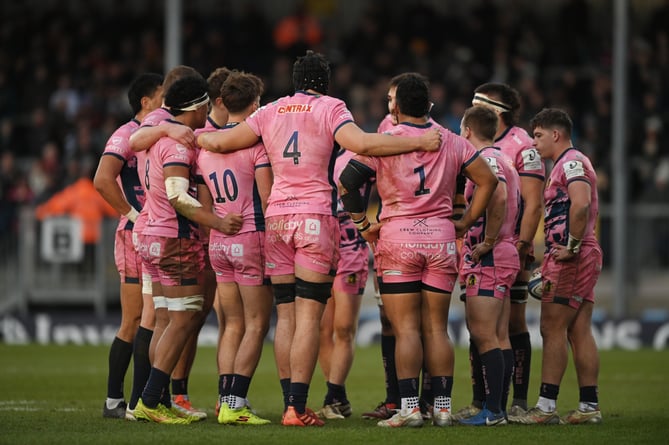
[295,278,332,304]
[273,283,296,305]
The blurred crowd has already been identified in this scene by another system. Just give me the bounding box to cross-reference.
[0,0,668,240]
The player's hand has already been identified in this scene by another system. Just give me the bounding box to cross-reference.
[470,241,493,263]
[218,212,243,235]
[419,128,442,152]
[453,218,469,238]
[516,241,531,268]
[361,222,381,249]
[166,123,197,149]
[551,245,576,262]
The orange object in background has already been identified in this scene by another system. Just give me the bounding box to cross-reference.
[35,176,118,244]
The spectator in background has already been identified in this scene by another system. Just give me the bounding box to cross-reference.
[273,1,323,59]
[35,157,118,263]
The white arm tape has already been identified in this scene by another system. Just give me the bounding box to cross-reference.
[166,295,204,312]
[165,176,202,210]
[125,207,140,223]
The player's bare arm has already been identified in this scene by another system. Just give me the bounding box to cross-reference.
[334,122,442,156]
[517,175,543,265]
[455,156,498,238]
[470,180,507,263]
[129,123,196,152]
[552,180,591,262]
[197,122,259,153]
[93,155,138,221]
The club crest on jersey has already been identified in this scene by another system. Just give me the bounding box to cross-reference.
[563,160,584,179]
[522,148,542,171]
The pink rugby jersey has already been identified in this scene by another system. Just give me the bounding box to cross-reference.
[139,107,173,128]
[196,123,270,235]
[496,125,545,236]
[464,146,521,266]
[244,91,354,218]
[377,114,394,134]
[143,121,199,239]
[101,118,145,231]
[354,122,479,242]
[544,148,599,251]
[133,108,174,236]
[203,115,224,131]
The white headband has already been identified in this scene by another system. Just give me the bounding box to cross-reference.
[169,93,209,112]
[472,93,511,114]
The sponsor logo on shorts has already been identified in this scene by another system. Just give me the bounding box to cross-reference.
[304,219,321,235]
[267,220,303,231]
[149,242,161,257]
[231,244,243,257]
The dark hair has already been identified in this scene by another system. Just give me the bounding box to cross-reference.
[292,50,330,94]
[164,76,209,116]
[394,73,430,118]
[220,71,264,113]
[163,65,202,93]
[207,67,233,101]
[474,82,521,127]
[530,108,573,137]
[462,106,498,141]
[127,73,163,115]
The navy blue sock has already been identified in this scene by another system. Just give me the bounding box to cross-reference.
[231,374,251,399]
[160,382,171,407]
[420,366,433,405]
[280,378,291,411]
[510,332,531,404]
[129,327,152,410]
[579,386,598,404]
[398,378,420,409]
[540,382,560,401]
[501,348,514,411]
[142,368,170,408]
[325,382,347,405]
[470,340,485,408]
[289,382,309,414]
[381,335,399,404]
[430,375,453,399]
[172,377,187,396]
[480,348,504,414]
[220,373,234,397]
[107,336,133,399]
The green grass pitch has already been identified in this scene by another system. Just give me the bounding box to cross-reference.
[0,344,667,444]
